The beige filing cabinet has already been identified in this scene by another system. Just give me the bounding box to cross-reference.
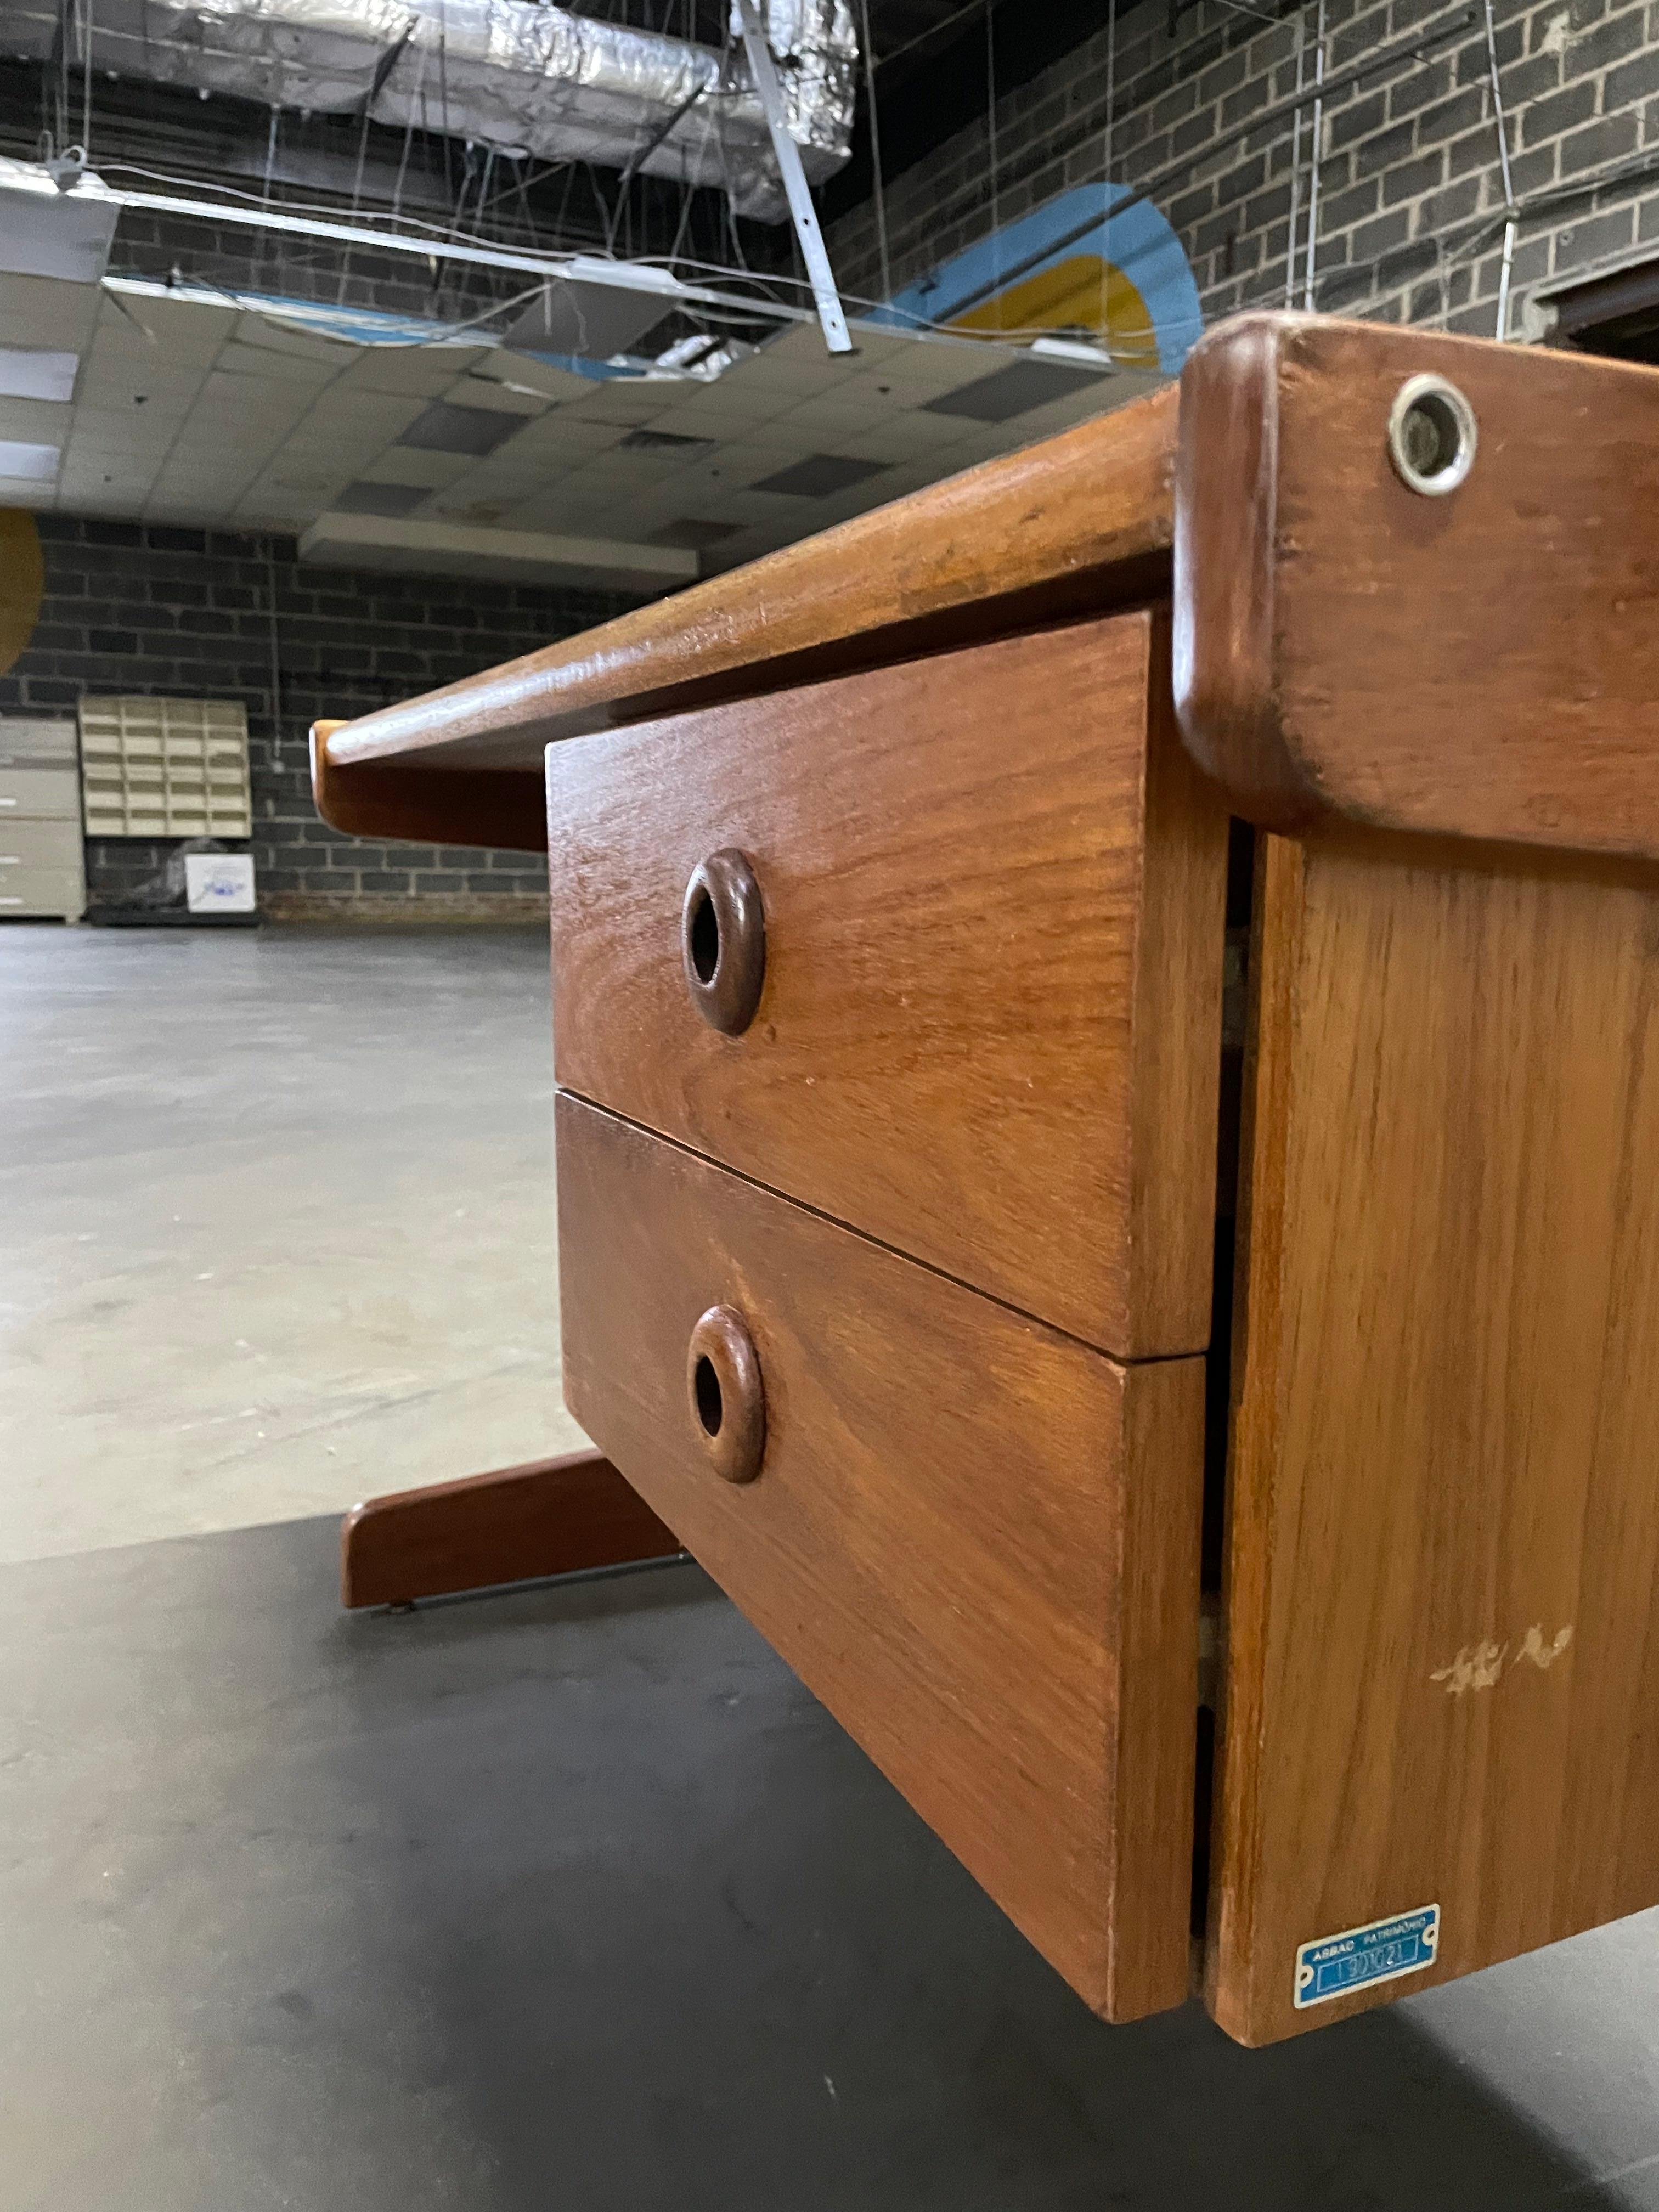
[0,719,85,923]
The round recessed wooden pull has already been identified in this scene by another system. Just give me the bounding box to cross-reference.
[681,849,765,1036]
[686,1304,766,1485]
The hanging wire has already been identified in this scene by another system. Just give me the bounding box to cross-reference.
[985,0,1001,300]
[55,0,70,149]
[1100,0,1118,347]
[1302,0,1326,311]
[81,0,93,160]
[388,41,425,228]
[1284,13,1305,306]
[336,103,375,304]
[1480,0,1517,337]
[857,0,891,302]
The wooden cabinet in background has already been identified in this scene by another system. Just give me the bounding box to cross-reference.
[315,311,1659,2047]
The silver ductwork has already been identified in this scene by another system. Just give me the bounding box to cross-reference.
[1,0,857,221]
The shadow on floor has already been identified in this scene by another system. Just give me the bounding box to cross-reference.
[2,1516,1654,2212]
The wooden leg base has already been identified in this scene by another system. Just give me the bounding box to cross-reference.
[340,1449,680,1609]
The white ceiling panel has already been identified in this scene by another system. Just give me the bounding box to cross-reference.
[15,273,1162,578]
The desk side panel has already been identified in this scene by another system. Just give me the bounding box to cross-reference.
[1209,828,1659,2044]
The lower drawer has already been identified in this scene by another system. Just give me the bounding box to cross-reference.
[556,1092,1205,2021]
[0,863,84,917]
[0,819,83,868]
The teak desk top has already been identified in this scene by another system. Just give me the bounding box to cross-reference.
[319,310,1659,866]
[314,311,1659,2047]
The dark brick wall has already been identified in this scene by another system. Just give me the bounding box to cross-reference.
[0,517,640,920]
[833,0,1659,343]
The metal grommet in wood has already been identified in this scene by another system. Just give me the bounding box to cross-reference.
[1386,373,1478,496]
[686,1304,766,1485]
[681,849,766,1035]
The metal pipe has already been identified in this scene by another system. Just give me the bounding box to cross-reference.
[1,0,859,224]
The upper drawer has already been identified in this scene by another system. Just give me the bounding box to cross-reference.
[0,768,81,821]
[546,610,1228,1358]
[556,1092,1204,2022]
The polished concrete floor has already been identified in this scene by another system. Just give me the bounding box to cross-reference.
[4,925,1659,2210]
[6,1519,1659,2212]
[0,925,588,1562]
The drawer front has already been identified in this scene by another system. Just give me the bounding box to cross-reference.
[556,1092,1204,2021]
[0,768,81,821]
[0,819,83,869]
[546,610,1228,1359]
[0,716,78,765]
[0,864,84,917]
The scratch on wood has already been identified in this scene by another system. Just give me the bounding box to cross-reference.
[1430,1624,1573,1696]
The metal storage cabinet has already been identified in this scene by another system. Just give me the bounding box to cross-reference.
[77,697,252,841]
[0,718,85,923]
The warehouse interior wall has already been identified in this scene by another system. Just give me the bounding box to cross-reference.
[0,512,639,923]
[831,0,1659,349]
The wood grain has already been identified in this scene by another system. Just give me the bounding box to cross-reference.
[310,723,547,853]
[547,610,1229,1359]
[1175,311,1659,861]
[556,1092,1204,2022]
[322,384,1178,772]
[1208,826,1659,2045]
[339,1449,679,1607]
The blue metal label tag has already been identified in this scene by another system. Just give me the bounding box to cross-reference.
[1294,1904,1440,2010]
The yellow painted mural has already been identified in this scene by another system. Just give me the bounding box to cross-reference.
[947,253,1161,368]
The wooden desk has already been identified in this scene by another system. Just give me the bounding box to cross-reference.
[319,311,1659,2046]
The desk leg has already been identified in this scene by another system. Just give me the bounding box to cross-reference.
[340,1449,681,1608]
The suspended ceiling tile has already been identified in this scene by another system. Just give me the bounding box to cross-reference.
[215,339,342,387]
[815,421,963,466]
[856,341,1014,394]
[311,351,451,400]
[100,298,239,362]
[194,368,317,414]
[475,351,593,404]
[439,373,548,418]
[832,327,912,368]
[349,447,474,490]
[0,272,101,356]
[510,414,628,454]
[651,382,799,429]
[565,383,685,426]
[0,394,70,443]
[232,311,354,365]
[301,388,426,432]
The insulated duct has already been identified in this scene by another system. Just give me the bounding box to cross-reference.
[1,0,857,221]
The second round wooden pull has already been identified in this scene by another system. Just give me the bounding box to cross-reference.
[681,849,765,1035]
[686,1304,766,1485]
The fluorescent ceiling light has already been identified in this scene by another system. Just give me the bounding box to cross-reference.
[0,439,60,479]
[0,159,118,283]
[0,349,77,402]
[502,279,668,363]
